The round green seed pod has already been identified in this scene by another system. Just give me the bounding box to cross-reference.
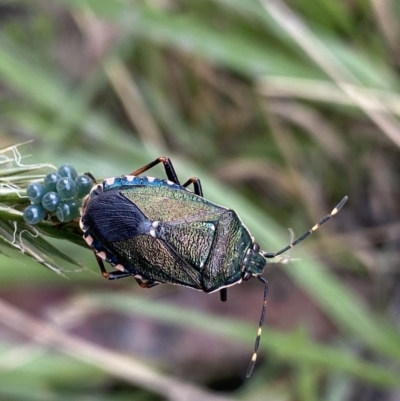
[26,183,48,204]
[75,174,94,198]
[41,191,61,212]
[23,204,46,224]
[56,199,82,222]
[58,164,78,180]
[44,172,61,192]
[56,177,78,200]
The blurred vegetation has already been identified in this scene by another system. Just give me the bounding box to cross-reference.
[0,0,400,400]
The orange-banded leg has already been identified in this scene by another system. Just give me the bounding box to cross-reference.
[95,254,158,288]
[130,156,181,185]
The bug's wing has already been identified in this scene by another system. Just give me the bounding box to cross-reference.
[121,185,227,272]
[121,185,226,223]
[109,234,203,289]
[84,188,206,288]
[158,220,216,272]
[161,210,252,292]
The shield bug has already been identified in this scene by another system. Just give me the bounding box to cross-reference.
[80,157,347,377]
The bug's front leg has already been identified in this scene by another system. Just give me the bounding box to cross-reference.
[220,288,227,302]
[134,277,159,289]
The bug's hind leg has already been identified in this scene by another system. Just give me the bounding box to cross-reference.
[95,254,159,289]
[130,157,180,185]
[134,277,159,289]
[95,253,132,280]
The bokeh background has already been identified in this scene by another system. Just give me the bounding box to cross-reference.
[0,1,400,400]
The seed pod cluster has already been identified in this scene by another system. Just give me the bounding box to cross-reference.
[23,165,93,224]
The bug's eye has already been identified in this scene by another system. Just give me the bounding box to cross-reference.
[253,243,260,253]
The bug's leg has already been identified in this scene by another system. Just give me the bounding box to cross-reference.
[182,177,203,196]
[130,157,180,185]
[263,196,348,259]
[83,172,98,184]
[134,277,159,289]
[104,271,133,280]
[219,288,227,302]
[95,254,132,280]
[246,277,268,378]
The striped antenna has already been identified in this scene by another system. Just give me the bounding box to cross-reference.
[246,276,268,377]
[247,196,347,377]
[263,196,348,260]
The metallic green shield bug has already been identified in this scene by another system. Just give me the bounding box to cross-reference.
[80,157,347,377]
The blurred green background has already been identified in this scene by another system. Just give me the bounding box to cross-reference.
[0,0,400,400]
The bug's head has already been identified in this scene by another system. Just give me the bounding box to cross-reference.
[243,243,266,279]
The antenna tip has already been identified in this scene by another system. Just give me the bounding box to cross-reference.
[331,195,348,215]
[246,353,257,377]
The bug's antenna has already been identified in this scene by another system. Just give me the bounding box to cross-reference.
[246,276,268,378]
[263,196,348,259]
